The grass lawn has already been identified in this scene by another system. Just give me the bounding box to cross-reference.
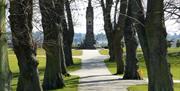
[127,83,180,91]
[72,49,83,56]
[99,48,180,55]
[99,49,109,55]
[8,48,82,56]
[8,48,81,91]
[102,48,180,80]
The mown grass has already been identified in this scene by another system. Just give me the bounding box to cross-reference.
[8,48,81,91]
[102,48,180,80]
[72,49,83,56]
[8,48,82,56]
[128,83,180,91]
[99,47,180,55]
[104,59,117,74]
[99,49,109,55]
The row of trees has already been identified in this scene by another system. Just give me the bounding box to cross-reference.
[1,0,75,91]
[100,0,175,91]
[0,0,178,91]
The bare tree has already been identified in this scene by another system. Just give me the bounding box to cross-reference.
[123,0,141,79]
[131,0,174,90]
[39,0,66,90]
[100,0,115,61]
[113,0,128,74]
[164,0,180,22]
[63,0,75,66]
[144,0,174,90]
[9,0,42,90]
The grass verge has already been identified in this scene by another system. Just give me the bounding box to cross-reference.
[72,49,82,56]
[99,48,180,55]
[8,50,81,91]
[127,83,180,91]
[8,48,82,56]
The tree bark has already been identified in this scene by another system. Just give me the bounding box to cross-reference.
[113,0,128,74]
[100,0,114,61]
[9,0,42,91]
[64,0,74,66]
[61,16,71,75]
[39,0,65,90]
[131,0,174,90]
[62,15,73,66]
[0,0,12,90]
[145,0,174,90]
[123,0,141,79]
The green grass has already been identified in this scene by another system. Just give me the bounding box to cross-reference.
[99,49,109,55]
[67,58,81,72]
[50,76,79,91]
[8,48,82,56]
[8,49,81,91]
[103,48,180,80]
[137,53,180,80]
[104,59,117,74]
[72,49,82,56]
[99,47,180,55]
[128,83,180,91]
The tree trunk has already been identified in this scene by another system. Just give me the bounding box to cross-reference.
[123,0,141,79]
[131,0,174,90]
[61,18,70,75]
[64,0,74,66]
[113,0,128,74]
[9,0,42,91]
[113,32,124,74]
[145,0,174,90]
[0,0,12,90]
[105,27,114,62]
[39,0,65,90]
[100,0,115,61]
[130,0,149,73]
[62,17,73,66]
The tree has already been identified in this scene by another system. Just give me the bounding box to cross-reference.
[145,0,174,90]
[9,0,42,91]
[167,40,172,48]
[123,0,141,79]
[132,0,174,90]
[39,0,66,89]
[112,0,128,74]
[100,0,127,74]
[164,0,180,22]
[0,0,12,90]
[61,14,70,75]
[63,0,74,66]
[100,0,114,61]
[176,39,180,47]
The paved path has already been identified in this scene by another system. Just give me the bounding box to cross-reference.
[71,50,146,91]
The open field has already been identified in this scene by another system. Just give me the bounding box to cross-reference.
[8,48,81,91]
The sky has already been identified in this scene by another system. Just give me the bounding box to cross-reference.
[29,0,180,35]
[69,0,180,35]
